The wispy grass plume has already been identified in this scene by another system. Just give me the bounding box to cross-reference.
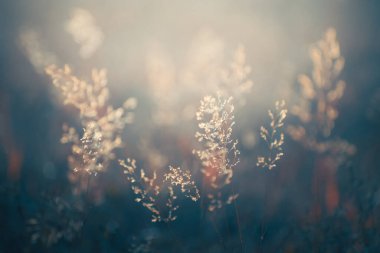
[46,65,136,192]
[257,100,287,170]
[193,93,239,211]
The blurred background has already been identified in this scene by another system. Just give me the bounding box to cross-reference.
[1,0,380,252]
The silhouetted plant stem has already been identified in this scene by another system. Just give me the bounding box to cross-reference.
[210,214,226,252]
[200,176,206,219]
[232,184,244,252]
[165,221,181,253]
[313,156,322,253]
[80,174,92,244]
[259,171,270,253]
